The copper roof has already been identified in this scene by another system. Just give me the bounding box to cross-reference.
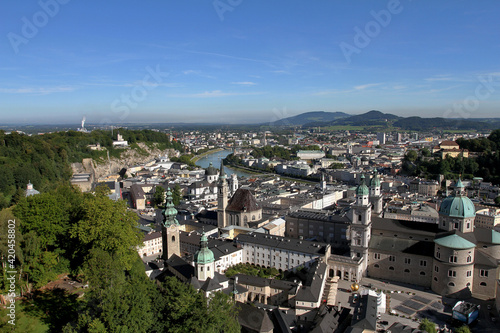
[226,188,260,212]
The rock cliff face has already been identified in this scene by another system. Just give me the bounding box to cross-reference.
[71,143,178,179]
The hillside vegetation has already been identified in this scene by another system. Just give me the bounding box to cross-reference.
[0,129,182,208]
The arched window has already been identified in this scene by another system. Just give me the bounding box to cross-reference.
[329,269,334,278]
[244,216,248,223]
[480,282,487,286]
[466,256,472,263]
[389,266,394,271]
[252,215,255,221]
[420,271,426,276]
[448,282,455,287]
[374,264,379,268]
[404,269,410,273]
[172,236,175,242]
[434,277,438,282]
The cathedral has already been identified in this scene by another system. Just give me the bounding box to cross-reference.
[368,179,500,298]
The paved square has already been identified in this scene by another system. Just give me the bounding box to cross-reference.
[403,299,425,311]
[413,295,432,304]
[430,301,444,311]
[395,305,415,315]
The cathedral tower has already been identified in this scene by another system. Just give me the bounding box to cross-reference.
[369,170,383,214]
[350,175,372,273]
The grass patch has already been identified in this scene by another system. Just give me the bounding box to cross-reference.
[225,263,283,279]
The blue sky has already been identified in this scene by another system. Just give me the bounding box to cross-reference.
[1,0,499,124]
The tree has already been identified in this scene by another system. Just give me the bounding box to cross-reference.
[421,148,431,157]
[69,189,142,270]
[418,318,437,333]
[153,186,165,207]
[172,184,182,206]
[495,196,500,205]
[405,150,418,162]
[152,277,239,333]
[454,325,470,333]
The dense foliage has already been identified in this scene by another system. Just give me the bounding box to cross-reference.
[250,144,320,160]
[401,129,500,184]
[0,185,239,332]
[0,129,182,208]
[401,152,480,181]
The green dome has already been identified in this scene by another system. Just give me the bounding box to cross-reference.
[356,175,369,196]
[194,247,214,264]
[194,233,214,264]
[370,171,381,188]
[434,234,475,249]
[439,195,476,218]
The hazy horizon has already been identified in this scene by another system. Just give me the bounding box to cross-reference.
[2,1,500,125]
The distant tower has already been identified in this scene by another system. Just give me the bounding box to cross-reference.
[161,189,180,260]
[230,173,239,195]
[350,175,372,274]
[25,181,40,197]
[217,160,229,229]
[320,173,327,192]
[81,116,86,131]
[194,232,215,281]
[369,170,383,215]
[377,132,386,145]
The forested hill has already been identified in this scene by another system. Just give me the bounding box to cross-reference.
[0,129,182,208]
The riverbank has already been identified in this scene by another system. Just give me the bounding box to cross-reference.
[191,148,224,163]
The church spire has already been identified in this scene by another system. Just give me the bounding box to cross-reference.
[219,159,226,180]
[162,188,179,227]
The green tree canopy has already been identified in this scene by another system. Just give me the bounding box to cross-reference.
[418,318,437,333]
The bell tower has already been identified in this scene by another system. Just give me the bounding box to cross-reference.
[350,174,372,273]
[161,188,180,260]
[369,170,383,214]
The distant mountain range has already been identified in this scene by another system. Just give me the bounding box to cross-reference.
[268,110,500,131]
[268,111,350,126]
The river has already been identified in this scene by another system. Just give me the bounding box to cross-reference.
[195,150,253,178]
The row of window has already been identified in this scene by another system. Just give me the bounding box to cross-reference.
[374,254,427,266]
[372,265,426,275]
[433,278,487,287]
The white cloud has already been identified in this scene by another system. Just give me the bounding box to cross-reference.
[425,75,453,82]
[167,90,264,98]
[231,81,257,86]
[0,86,75,95]
[353,83,381,90]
